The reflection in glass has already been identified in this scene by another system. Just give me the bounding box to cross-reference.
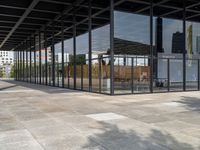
[64,38,74,89]
[91,24,110,93]
[76,32,89,90]
[54,41,62,87]
[114,11,150,94]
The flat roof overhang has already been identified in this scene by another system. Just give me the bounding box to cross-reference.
[0,0,200,51]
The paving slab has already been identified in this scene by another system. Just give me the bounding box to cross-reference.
[0,80,199,150]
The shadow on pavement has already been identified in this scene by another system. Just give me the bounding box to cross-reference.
[83,123,199,150]
[1,80,79,94]
[0,85,18,91]
[175,96,200,112]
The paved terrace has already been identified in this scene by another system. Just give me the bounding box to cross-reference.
[0,80,199,150]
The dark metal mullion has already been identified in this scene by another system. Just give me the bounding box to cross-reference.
[39,31,42,84]
[131,57,134,93]
[15,51,18,80]
[150,0,153,93]
[57,51,59,87]
[198,59,200,90]
[88,0,92,92]
[15,51,17,80]
[44,28,48,85]
[99,57,102,93]
[167,58,170,92]
[81,63,83,90]
[110,0,114,95]
[26,40,28,82]
[29,38,32,83]
[61,17,64,88]
[52,25,55,86]
[68,62,70,88]
[13,51,15,79]
[34,35,36,84]
[18,50,20,80]
[73,11,76,90]
[19,46,22,81]
[183,0,186,91]
[15,50,17,80]
[22,43,25,81]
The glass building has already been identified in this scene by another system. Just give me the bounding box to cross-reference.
[1,0,200,95]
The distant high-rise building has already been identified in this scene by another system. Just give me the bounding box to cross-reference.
[196,36,200,54]
[0,51,14,65]
[172,32,184,53]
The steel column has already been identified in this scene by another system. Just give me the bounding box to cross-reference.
[61,17,65,88]
[17,50,19,80]
[198,59,200,90]
[44,28,48,85]
[26,40,28,82]
[99,57,102,93]
[15,50,17,80]
[34,35,36,83]
[29,38,32,82]
[110,0,114,95]
[131,57,134,93]
[73,11,76,89]
[39,31,41,84]
[150,0,153,93]
[22,43,25,81]
[183,0,186,91]
[52,25,55,86]
[88,0,92,92]
[167,58,170,92]
[81,63,83,90]
[19,47,21,80]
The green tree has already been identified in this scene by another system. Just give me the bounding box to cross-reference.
[0,69,6,78]
[10,65,15,78]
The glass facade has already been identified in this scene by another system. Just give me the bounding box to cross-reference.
[14,0,200,95]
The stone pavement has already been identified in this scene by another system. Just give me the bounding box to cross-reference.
[0,80,199,150]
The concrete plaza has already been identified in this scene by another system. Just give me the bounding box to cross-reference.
[0,80,199,150]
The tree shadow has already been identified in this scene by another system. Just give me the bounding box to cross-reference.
[1,80,79,94]
[175,96,200,112]
[83,122,199,150]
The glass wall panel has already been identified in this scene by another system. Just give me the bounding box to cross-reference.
[19,51,22,80]
[91,7,110,93]
[26,50,30,82]
[31,38,35,83]
[76,31,89,90]
[132,56,150,93]
[170,59,183,91]
[153,58,168,92]
[22,50,25,80]
[47,46,52,85]
[35,35,40,84]
[185,21,200,90]
[40,33,45,84]
[63,35,70,88]
[24,50,27,81]
[186,59,198,90]
[114,7,150,94]
[64,37,74,89]
[41,49,45,84]
[161,18,183,91]
[54,39,62,87]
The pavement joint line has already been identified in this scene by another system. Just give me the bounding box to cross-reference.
[0,90,36,93]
